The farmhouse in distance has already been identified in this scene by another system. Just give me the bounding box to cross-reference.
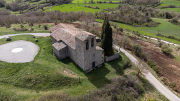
[50,23,103,72]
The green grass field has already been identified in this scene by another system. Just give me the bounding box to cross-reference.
[97,18,180,44]
[160,8,180,13]
[0,35,132,100]
[0,23,52,36]
[72,0,120,3]
[45,3,118,13]
[159,0,180,7]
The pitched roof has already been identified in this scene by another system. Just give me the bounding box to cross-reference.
[50,23,96,49]
[52,42,67,50]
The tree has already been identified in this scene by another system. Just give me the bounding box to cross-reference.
[161,44,172,55]
[91,0,93,3]
[101,15,113,56]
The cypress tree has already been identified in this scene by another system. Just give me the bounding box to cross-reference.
[101,15,113,56]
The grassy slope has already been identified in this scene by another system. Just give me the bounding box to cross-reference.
[159,0,180,7]
[0,35,130,100]
[45,3,118,13]
[72,0,120,3]
[0,24,52,36]
[160,8,180,13]
[159,0,180,13]
[97,18,180,44]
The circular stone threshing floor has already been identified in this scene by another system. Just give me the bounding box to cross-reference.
[0,40,39,63]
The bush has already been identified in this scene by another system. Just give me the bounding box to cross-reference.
[67,75,145,101]
[120,36,132,49]
[178,47,180,51]
[30,28,34,31]
[5,23,11,28]
[133,44,147,60]
[147,60,156,68]
[159,42,164,47]
[20,24,24,28]
[152,66,159,74]
[5,3,10,9]
[44,25,48,30]
[147,59,159,74]
[169,82,176,90]
[29,22,33,27]
[123,59,132,69]
[39,25,41,28]
[161,44,172,54]
[0,0,6,7]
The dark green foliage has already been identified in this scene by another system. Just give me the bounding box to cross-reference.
[147,60,156,68]
[66,75,145,101]
[165,12,173,19]
[29,22,34,27]
[123,59,132,69]
[0,0,5,7]
[5,23,11,28]
[44,25,48,30]
[132,44,147,60]
[147,59,159,74]
[161,44,172,54]
[101,15,113,56]
[5,3,10,10]
[162,77,168,85]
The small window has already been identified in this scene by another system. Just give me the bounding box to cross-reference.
[86,40,89,50]
[93,54,95,57]
[91,38,94,47]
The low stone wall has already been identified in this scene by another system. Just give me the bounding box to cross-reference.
[105,52,120,62]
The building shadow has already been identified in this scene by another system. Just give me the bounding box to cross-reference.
[107,57,124,76]
[61,57,110,88]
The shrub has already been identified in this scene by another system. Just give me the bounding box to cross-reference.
[20,24,24,28]
[29,22,33,27]
[169,82,176,89]
[120,36,132,49]
[30,28,34,31]
[178,47,180,51]
[147,60,156,68]
[44,25,48,30]
[67,75,145,101]
[5,23,11,28]
[152,66,159,74]
[161,44,172,54]
[159,42,164,47]
[133,44,146,60]
[5,3,11,9]
[147,59,159,74]
[123,59,132,69]
[0,0,6,7]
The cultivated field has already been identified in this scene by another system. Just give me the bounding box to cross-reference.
[45,3,119,13]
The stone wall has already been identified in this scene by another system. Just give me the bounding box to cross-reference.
[95,50,103,67]
[105,52,120,62]
[58,46,68,59]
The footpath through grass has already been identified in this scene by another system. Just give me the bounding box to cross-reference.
[0,35,130,100]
